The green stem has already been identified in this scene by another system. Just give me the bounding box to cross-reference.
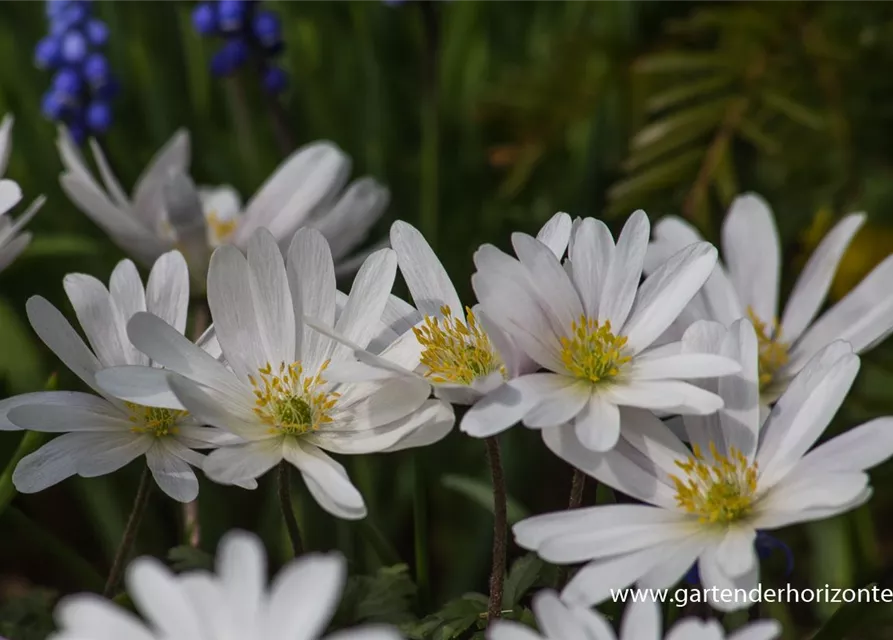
[418,0,440,250]
[103,464,153,597]
[359,518,402,567]
[485,436,507,624]
[278,461,304,557]
[0,431,48,518]
[411,453,430,610]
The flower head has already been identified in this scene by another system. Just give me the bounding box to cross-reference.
[459,211,740,451]
[96,228,454,520]
[0,176,45,275]
[2,251,237,502]
[646,194,893,406]
[514,319,893,612]
[48,530,402,640]
[35,0,118,143]
[489,590,780,640]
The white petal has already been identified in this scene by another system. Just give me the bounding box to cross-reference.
[698,541,759,612]
[623,242,718,353]
[311,178,389,261]
[532,591,611,640]
[618,598,661,640]
[615,407,694,480]
[729,621,783,640]
[574,392,621,452]
[125,557,205,638]
[207,245,267,381]
[88,138,130,209]
[248,229,296,365]
[715,318,761,459]
[146,250,190,335]
[95,365,185,410]
[54,593,154,640]
[561,544,675,607]
[535,211,573,259]
[131,129,191,228]
[599,210,649,330]
[522,379,590,429]
[63,273,131,367]
[780,213,865,342]
[0,391,113,431]
[13,433,87,492]
[265,552,345,640]
[487,621,544,640]
[721,193,780,323]
[0,114,12,176]
[379,399,455,452]
[604,380,724,415]
[631,353,740,380]
[568,218,612,319]
[796,417,893,474]
[390,220,461,318]
[757,471,868,517]
[461,374,571,438]
[638,534,709,591]
[216,530,267,634]
[325,627,404,640]
[109,259,147,326]
[715,526,757,578]
[287,227,336,372]
[8,400,131,433]
[204,438,283,485]
[334,248,398,352]
[76,432,152,478]
[146,440,199,503]
[284,440,367,520]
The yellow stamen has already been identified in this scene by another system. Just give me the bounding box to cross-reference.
[413,306,506,385]
[206,210,238,245]
[126,403,188,437]
[747,307,789,391]
[559,316,631,383]
[670,442,758,525]
[250,360,339,436]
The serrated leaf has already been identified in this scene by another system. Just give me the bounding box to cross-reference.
[502,554,544,608]
[646,74,734,113]
[167,545,214,572]
[403,593,489,640]
[441,475,530,525]
[334,564,417,628]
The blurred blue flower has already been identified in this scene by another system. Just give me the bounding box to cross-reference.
[192,0,288,94]
[34,0,118,143]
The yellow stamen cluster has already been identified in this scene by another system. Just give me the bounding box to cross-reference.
[559,316,631,384]
[249,361,339,436]
[747,307,789,391]
[126,403,188,437]
[414,306,506,385]
[671,442,759,525]
[206,210,238,245]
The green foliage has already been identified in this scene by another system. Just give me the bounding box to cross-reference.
[0,589,56,640]
[333,564,418,629]
[167,545,215,573]
[440,474,530,525]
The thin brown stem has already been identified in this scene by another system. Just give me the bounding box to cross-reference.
[278,461,303,557]
[557,468,589,588]
[485,436,507,624]
[103,465,153,597]
[183,300,210,548]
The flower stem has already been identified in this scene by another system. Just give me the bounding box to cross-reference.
[418,0,440,250]
[277,461,303,557]
[485,436,507,624]
[556,468,589,588]
[183,300,210,548]
[103,464,153,597]
[411,453,430,610]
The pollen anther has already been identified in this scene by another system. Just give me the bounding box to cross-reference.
[559,315,631,384]
[670,442,758,525]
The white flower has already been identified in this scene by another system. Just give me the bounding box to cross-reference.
[514,319,893,612]
[97,228,454,520]
[489,590,780,640]
[1,251,236,502]
[321,213,573,406]
[0,113,13,175]
[48,529,402,640]
[459,210,740,451]
[0,179,44,274]
[646,194,893,404]
[57,128,385,280]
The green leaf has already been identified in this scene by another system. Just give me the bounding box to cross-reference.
[646,74,733,113]
[402,593,488,640]
[502,553,544,608]
[635,52,734,74]
[333,564,417,628]
[441,474,530,525]
[21,234,105,259]
[737,117,782,155]
[0,296,46,394]
[631,99,729,151]
[608,148,703,203]
[0,588,57,640]
[167,545,215,572]
[760,91,826,130]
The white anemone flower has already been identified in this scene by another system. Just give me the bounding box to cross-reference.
[96,228,454,520]
[515,319,893,612]
[459,210,740,452]
[489,590,780,640]
[57,127,386,280]
[0,179,44,274]
[646,194,893,405]
[321,213,574,406]
[48,530,402,640]
[1,251,238,502]
[0,113,12,175]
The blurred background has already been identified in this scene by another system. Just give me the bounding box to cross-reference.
[3,2,893,639]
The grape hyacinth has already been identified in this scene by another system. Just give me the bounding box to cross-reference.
[192,0,288,95]
[34,0,118,145]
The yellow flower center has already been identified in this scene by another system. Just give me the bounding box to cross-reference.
[559,316,631,383]
[206,210,238,245]
[413,305,507,385]
[126,403,188,437]
[747,307,789,391]
[249,361,339,436]
[670,442,759,525]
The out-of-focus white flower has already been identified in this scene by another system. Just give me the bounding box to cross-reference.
[1,251,238,502]
[0,179,44,274]
[646,194,893,405]
[489,590,780,640]
[57,128,388,283]
[48,530,402,640]
[515,321,893,612]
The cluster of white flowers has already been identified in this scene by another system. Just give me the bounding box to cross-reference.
[3,114,893,639]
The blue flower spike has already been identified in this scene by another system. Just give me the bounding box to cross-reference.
[192,0,288,94]
[34,0,118,143]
